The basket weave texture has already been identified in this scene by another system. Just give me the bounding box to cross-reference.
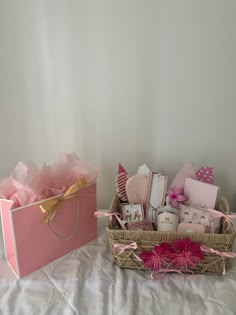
[106,195,236,274]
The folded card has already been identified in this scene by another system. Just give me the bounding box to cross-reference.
[184,177,220,209]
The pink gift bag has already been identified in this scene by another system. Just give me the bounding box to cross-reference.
[0,183,97,278]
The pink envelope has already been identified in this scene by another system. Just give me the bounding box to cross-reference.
[184,178,219,209]
[0,183,97,278]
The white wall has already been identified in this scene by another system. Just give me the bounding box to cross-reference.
[0,1,236,208]
[156,1,236,206]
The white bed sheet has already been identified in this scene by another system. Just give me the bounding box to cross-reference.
[1,215,236,315]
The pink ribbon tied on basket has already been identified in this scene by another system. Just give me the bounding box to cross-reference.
[94,211,127,230]
[201,245,236,275]
[201,245,236,258]
[205,207,236,232]
[113,242,138,255]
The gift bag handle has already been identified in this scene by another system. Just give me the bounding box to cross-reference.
[47,201,79,240]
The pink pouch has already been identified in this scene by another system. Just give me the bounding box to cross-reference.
[179,203,221,233]
[0,183,97,278]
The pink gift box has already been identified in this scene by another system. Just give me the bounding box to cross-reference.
[0,183,97,278]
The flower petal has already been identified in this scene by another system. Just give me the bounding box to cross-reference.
[173,239,191,252]
[173,187,183,195]
[170,199,178,208]
[176,194,187,202]
[139,251,153,262]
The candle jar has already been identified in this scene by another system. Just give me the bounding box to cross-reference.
[157,203,179,232]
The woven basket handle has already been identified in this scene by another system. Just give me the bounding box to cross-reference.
[217,197,231,215]
[110,195,119,213]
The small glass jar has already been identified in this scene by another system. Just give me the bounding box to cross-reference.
[157,198,179,232]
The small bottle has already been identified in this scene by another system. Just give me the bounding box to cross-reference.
[157,197,179,232]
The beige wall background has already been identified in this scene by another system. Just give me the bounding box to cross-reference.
[0,0,236,208]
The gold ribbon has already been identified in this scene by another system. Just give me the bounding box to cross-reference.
[39,178,87,223]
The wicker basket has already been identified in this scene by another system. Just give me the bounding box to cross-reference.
[106,195,236,274]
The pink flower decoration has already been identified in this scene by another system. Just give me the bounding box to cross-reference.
[139,243,173,271]
[167,187,187,208]
[171,239,203,271]
[139,239,203,275]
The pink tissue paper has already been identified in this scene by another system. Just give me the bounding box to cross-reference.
[170,163,196,191]
[0,152,98,208]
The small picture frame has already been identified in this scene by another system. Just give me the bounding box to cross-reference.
[121,203,144,222]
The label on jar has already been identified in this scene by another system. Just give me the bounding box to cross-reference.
[157,212,178,232]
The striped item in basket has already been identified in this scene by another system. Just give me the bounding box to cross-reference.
[116,163,128,201]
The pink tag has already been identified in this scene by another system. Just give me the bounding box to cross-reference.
[116,163,128,201]
[196,166,214,184]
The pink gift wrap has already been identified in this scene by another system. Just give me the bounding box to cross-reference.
[0,183,97,278]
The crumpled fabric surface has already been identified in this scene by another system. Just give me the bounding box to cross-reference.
[1,217,236,315]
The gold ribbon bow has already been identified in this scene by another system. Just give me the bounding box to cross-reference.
[39,178,87,223]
